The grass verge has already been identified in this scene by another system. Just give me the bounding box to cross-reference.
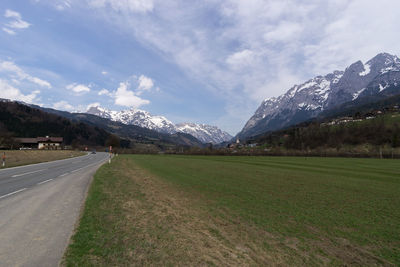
[0,150,85,168]
[64,155,400,266]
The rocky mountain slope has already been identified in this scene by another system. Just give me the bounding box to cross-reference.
[237,52,400,139]
[87,106,232,144]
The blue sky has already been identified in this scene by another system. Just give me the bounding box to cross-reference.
[0,0,400,135]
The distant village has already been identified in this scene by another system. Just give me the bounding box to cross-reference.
[13,136,64,150]
[226,105,400,150]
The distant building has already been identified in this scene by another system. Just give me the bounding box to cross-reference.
[15,136,63,150]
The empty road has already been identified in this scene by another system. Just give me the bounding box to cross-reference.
[0,152,109,266]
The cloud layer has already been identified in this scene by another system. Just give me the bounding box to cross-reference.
[114,81,150,107]
[0,60,51,88]
[0,79,39,103]
[97,75,154,108]
[5,0,400,134]
[73,0,400,132]
[67,83,91,93]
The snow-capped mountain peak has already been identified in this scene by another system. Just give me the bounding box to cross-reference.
[87,106,112,119]
[86,106,232,144]
[176,123,232,144]
[87,106,177,134]
[238,52,400,139]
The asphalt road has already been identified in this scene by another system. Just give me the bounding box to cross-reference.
[0,152,109,267]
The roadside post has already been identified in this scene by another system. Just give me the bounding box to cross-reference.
[2,152,5,167]
[109,146,112,164]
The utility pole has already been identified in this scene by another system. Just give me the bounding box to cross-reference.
[2,152,5,167]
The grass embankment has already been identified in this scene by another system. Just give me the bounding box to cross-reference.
[0,150,85,168]
[64,155,400,266]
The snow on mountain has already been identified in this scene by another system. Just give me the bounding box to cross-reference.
[359,62,371,76]
[238,53,400,139]
[240,71,343,137]
[87,106,176,134]
[176,123,232,144]
[86,106,232,144]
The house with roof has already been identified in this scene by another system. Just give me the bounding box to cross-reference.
[15,136,63,150]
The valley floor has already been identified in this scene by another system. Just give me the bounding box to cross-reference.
[64,155,400,266]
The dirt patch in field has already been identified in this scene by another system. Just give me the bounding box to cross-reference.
[313,237,394,266]
[305,226,395,266]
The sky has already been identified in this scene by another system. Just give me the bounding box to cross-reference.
[0,0,400,135]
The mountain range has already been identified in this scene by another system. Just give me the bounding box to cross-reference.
[3,52,399,147]
[86,106,232,144]
[31,105,204,148]
[237,52,400,139]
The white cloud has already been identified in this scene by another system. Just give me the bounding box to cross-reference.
[226,49,255,70]
[55,0,72,10]
[67,83,91,93]
[2,27,15,35]
[98,75,153,106]
[0,79,40,103]
[11,79,21,85]
[98,88,112,96]
[101,70,108,75]
[114,81,150,107]
[0,60,52,88]
[87,102,101,109]
[137,75,154,91]
[30,77,51,88]
[264,21,303,43]
[89,0,154,13]
[303,0,400,75]
[53,100,74,111]
[3,9,31,35]
[4,9,21,19]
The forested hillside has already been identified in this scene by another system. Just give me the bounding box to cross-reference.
[0,101,111,148]
[255,112,400,150]
[0,100,203,150]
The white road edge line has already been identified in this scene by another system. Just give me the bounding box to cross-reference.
[12,169,46,178]
[56,159,105,178]
[71,161,101,173]
[0,188,27,199]
[37,179,53,185]
[71,167,84,173]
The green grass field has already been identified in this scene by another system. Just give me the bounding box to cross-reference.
[64,155,400,266]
